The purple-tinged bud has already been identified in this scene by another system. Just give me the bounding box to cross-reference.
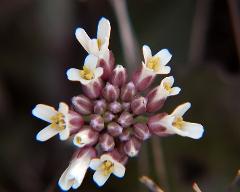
[102,83,120,102]
[146,87,165,112]
[121,82,136,102]
[73,146,97,160]
[133,123,151,140]
[94,99,107,114]
[103,112,115,123]
[73,126,99,148]
[119,128,131,141]
[132,65,155,91]
[107,122,123,137]
[131,96,147,115]
[147,113,170,136]
[99,133,115,152]
[98,51,115,80]
[90,115,104,131]
[118,111,133,128]
[71,94,93,115]
[122,102,131,111]
[110,149,128,165]
[110,65,127,87]
[82,78,103,99]
[124,137,142,157]
[108,101,122,114]
[68,110,84,135]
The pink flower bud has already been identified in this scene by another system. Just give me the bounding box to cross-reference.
[146,87,166,112]
[82,78,103,99]
[73,126,99,148]
[94,99,107,114]
[119,128,131,141]
[132,65,155,91]
[122,102,131,111]
[90,115,104,131]
[108,101,122,114]
[109,149,128,165]
[71,94,93,115]
[123,137,141,157]
[102,112,115,123]
[99,133,115,152]
[120,82,136,102]
[118,111,133,128]
[102,83,120,102]
[147,113,170,136]
[133,123,151,140]
[68,110,84,135]
[131,96,147,115]
[110,65,127,87]
[107,122,123,137]
[73,146,97,160]
[98,51,115,80]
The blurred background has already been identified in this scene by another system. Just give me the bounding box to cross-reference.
[0,0,240,191]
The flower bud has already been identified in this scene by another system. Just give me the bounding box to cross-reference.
[82,78,103,99]
[131,96,147,115]
[102,83,120,102]
[119,128,131,141]
[147,113,170,136]
[118,111,133,128]
[90,115,104,131]
[133,123,151,140]
[98,51,115,80]
[71,94,93,115]
[103,112,115,123]
[107,122,123,137]
[120,82,136,102]
[94,99,107,114]
[110,65,127,87]
[122,102,131,111]
[73,146,97,160]
[68,110,84,135]
[73,126,99,148]
[99,133,115,152]
[123,137,141,157]
[110,148,128,165]
[146,87,165,112]
[108,101,122,114]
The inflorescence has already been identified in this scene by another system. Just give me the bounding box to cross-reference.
[32,17,204,190]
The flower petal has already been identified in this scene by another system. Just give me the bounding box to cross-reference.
[58,102,69,114]
[58,167,73,191]
[66,68,81,82]
[59,128,70,141]
[157,66,171,74]
[36,125,59,141]
[93,170,111,187]
[162,76,174,86]
[113,163,125,178]
[171,102,191,117]
[32,104,57,123]
[142,45,152,63]
[94,67,103,78]
[89,39,99,55]
[84,54,98,70]
[75,28,91,53]
[181,122,204,139]
[89,158,101,170]
[97,17,111,46]
[170,87,181,96]
[155,49,172,66]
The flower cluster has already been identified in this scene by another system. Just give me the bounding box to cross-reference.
[32,18,204,190]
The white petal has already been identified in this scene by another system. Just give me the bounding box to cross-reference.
[32,104,57,123]
[155,49,172,66]
[100,154,112,162]
[93,170,111,187]
[59,128,70,140]
[84,54,98,70]
[162,76,174,86]
[36,125,59,142]
[89,159,101,170]
[158,115,176,134]
[89,39,99,55]
[157,66,171,74]
[170,87,181,96]
[113,163,125,178]
[58,167,73,191]
[94,67,103,78]
[171,102,191,117]
[142,45,152,63]
[75,28,91,53]
[58,102,69,114]
[181,122,204,139]
[66,68,81,82]
[97,17,111,45]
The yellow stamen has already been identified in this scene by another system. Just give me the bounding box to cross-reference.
[50,112,65,131]
[80,66,94,80]
[76,137,82,144]
[100,160,114,176]
[97,38,102,49]
[172,116,184,129]
[163,82,172,93]
[147,57,160,72]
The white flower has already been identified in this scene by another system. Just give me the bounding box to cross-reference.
[158,103,204,139]
[89,154,125,187]
[142,45,172,74]
[158,76,181,98]
[66,54,103,85]
[32,102,70,141]
[58,150,93,191]
[75,17,111,58]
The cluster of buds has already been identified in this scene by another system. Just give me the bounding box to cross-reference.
[32,18,204,190]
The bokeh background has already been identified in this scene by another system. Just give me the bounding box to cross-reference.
[0,0,240,191]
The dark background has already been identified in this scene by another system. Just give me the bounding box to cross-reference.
[0,0,240,191]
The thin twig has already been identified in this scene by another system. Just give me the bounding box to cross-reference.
[140,176,164,192]
[193,182,202,192]
[228,169,240,191]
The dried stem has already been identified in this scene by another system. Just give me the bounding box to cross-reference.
[140,176,164,192]
[193,182,202,192]
[228,169,240,192]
